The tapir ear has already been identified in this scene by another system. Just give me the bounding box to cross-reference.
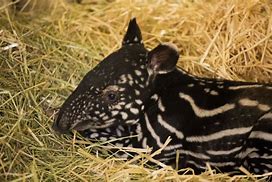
[147,43,179,74]
[122,18,143,46]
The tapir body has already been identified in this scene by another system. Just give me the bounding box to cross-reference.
[53,18,272,174]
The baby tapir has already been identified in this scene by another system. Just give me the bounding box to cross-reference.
[52,18,272,174]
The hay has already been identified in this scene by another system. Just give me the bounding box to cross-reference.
[1,0,272,181]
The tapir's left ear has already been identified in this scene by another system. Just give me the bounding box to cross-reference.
[122,18,143,46]
[147,43,179,74]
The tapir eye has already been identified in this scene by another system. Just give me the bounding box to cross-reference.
[107,92,117,102]
[102,90,119,104]
[102,85,120,104]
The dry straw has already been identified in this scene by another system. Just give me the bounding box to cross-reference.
[1,0,272,181]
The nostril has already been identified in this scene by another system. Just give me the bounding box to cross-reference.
[52,114,70,134]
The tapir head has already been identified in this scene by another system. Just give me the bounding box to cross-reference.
[52,18,179,138]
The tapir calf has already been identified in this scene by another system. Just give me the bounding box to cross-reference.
[53,18,272,174]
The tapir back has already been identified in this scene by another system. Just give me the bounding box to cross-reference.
[140,68,272,173]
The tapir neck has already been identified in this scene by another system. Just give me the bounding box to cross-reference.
[153,68,194,92]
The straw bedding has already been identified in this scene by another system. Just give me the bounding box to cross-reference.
[1,0,272,181]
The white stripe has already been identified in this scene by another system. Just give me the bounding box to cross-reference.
[186,160,206,169]
[136,124,143,141]
[238,98,258,106]
[228,85,262,90]
[158,99,165,112]
[186,127,253,143]
[144,113,182,151]
[259,112,272,120]
[161,149,210,160]
[248,152,260,158]
[142,137,147,148]
[164,151,178,157]
[235,148,258,159]
[261,163,272,168]
[165,144,183,150]
[208,162,236,167]
[249,153,272,159]
[179,93,235,118]
[258,104,271,111]
[159,157,176,162]
[249,131,272,142]
[179,150,210,160]
[157,115,184,139]
[207,146,243,155]
[145,113,164,147]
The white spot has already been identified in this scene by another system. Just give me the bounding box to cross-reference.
[210,90,219,95]
[116,129,122,137]
[125,103,133,109]
[135,70,142,76]
[129,80,134,86]
[134,36,138,42]
[113,104,122,110]
[100,137,107,141]
[157,115,184,139]
[141,105,145,110]
[120,112,128,120]
[90,133,99,138]
[204,88,210,93]
[102,115,109,120]
[254,168,260,173]
[135,99,143,105]
[135,89,140,95]
[151,94,159,101]
[130,108,139,115]
[187,83,194,87]
[179,93,236,118]
[186,126,253,143]
[119,102,126,106]
[105,128,111,133]
[111,110,119,116]
[127,74,133,80]
[94,111,100,115]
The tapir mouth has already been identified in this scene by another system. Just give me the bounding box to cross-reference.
[70,119,115,131]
